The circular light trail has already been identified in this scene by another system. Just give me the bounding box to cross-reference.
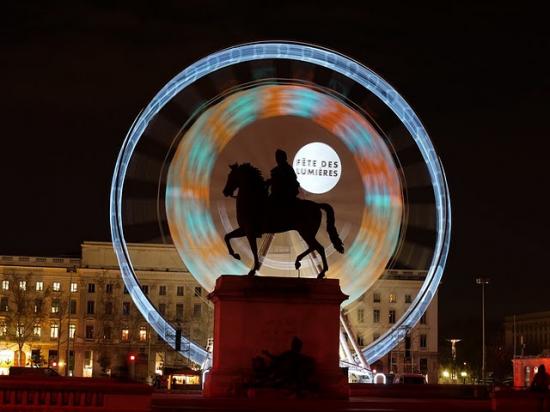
[110,41,451,366]
[165,84,402,304]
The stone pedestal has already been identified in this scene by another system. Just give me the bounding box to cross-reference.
[203,275,348,399]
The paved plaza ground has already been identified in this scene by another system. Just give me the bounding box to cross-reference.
[152,392,492,412]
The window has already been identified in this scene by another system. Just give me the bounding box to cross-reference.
[420,334,427,349]
[159,303,166,316]
[105,283,113,294]
[52,282,61,292]
[194,287,202,297]
[404,336,411,359]
[1,280,8,290]
[70,299,77,315]
[103,325,112,340]
[69,324,76,339]
[0,323,7,336]
[373,292,381,303]
[16,324,24,337]
[105,301,113,315]
[49,349,58,365]
[139,326,147,342]
[357,334,364,346]
[33,325,41,337]
[373,309,380,323]
[19,280,27,290]
[389,293,397,303]
[193,303,202,317]
[420,313,427,325]
[159,285,167,296]
[51,299,60,314]
[176,304,184,320]
[121,328,129,341]
[87,300,95,315]
[83,351,92,368]
[357,308,364,323]
[88,283,95,293]
[405,294,412,304]
[70,282,78,293]
[36,281,44,291]
[141,285,149,295]
[50,323,59,339]
[85,325,94,339]
[122,302,131,315]
[34,299,42,313]
[389,310,396,324]
[1,297,8,312]
[176,286,184,296]
[419,358,428,374]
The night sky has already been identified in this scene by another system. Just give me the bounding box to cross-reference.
[2,1,549,353]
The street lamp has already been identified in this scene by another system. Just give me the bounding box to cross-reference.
[476,277,490,384]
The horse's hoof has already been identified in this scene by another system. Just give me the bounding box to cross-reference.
[295,261,301,270]
[317,272,326,279]
[232,253,241,260]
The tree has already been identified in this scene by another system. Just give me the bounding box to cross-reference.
[1,272,50,366]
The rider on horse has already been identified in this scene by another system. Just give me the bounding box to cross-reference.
[266,149,300,210]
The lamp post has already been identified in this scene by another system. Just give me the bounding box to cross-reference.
[476,277,490,384]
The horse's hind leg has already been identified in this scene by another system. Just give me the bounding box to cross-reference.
[294,247,313,270]
[310,238,328,279]
[224,227,245,260]
[246,233,260,276]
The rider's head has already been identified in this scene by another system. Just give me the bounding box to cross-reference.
[290,336,303,353]
[275,149,287,165]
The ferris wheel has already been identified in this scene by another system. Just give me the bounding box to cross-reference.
[110,41,451,378]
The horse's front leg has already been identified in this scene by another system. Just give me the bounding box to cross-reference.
[294,247,313,270]
[246,233,260,276]
[224,227,245,260]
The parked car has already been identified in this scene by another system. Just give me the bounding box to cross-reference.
[392,373,427,384]
[9,367,60,377]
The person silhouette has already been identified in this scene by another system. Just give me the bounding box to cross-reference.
[260,336,316,395]
[531,364,550,392]
[266,149,300,208]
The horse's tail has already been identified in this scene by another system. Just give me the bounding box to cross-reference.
[319,203,344,254]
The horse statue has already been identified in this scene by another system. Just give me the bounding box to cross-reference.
[222,163,344,278]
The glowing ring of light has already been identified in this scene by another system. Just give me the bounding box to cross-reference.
[110,41,451,366]
[166,84,403,305]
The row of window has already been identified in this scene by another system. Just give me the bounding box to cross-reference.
[1,280,78,292]
[0,322,149,342]
[356,332,428,348]
[1,280,202,298]
[356,309,427,325]
[371,292,413,304]
[0,296,204,319]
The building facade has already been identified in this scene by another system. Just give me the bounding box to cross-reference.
[1,242,439,383]
[344,269,439,383]
[504,311,550,357]
[0,242,213,381]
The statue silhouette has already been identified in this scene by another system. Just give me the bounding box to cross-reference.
[222,153,344,278]
[249,336,317,396]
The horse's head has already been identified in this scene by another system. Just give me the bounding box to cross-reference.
[223,163,239,197]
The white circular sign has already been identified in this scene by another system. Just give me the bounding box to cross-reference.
[293,142,342,194]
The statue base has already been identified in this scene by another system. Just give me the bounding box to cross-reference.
[203,275,349,399]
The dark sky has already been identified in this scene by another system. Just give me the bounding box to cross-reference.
[2,1,549,345]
